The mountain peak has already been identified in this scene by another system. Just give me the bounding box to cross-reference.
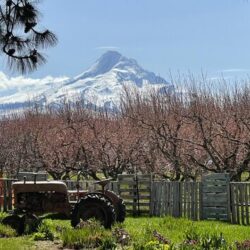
[74,51,168,87]
[77,51,124,79]
[95,50,123,72]
[100,50,122,61]
[0,51,172,113]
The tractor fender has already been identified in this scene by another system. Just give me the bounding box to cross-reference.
[83,190,120,206]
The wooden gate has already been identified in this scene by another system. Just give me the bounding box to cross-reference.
[117,174,152,216]
[201,173,230,221]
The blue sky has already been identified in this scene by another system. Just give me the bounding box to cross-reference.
[1,0,250,80]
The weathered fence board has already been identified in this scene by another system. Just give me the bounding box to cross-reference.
[0,179,15,212]
[150,181,201,220]
[230,182,250,225]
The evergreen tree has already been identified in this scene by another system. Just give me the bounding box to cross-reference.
[0,0,57,73]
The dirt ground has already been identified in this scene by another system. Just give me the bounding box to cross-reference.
[33,240,63,250]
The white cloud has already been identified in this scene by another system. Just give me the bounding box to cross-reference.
[0,72,69,88]
[0,71,69,103]
[208,69,250,83]
[217,68,250,73]
[95,46,120,50]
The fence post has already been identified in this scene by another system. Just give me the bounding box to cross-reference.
[172,182,180,217]
[3,180,7,212]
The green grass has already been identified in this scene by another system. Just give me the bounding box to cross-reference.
[123,216,250,245]
[0,237,33,250]
[0,212,8,222]
[49,216,250,249]
[0,216,249,249]
[61,222,112,249]
[0,223,17,237]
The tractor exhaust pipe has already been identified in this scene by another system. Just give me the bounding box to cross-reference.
[34,173,37,184]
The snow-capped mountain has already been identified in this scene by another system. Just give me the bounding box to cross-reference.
[0,51,172,112]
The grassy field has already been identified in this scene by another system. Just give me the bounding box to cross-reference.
[0,216,249,249]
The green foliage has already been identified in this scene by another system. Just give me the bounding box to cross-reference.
[61,220,112,249]
[112,226,131,246]
[99,237,117,250]
[32,232,47,241]
[124,217,250,245]
[0,212,8,222]
[200,233,227,249]
[134,241,171,250]
[36,219,54,241]
[0,0,57,73]
[0,216,249,249]
[178,227,229,250]
[184,225,200,242]
[0,223,17,238]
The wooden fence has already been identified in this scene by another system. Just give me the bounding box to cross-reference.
[230,182,250,225]
[151,181,201,220]
[0,174,249,225]
[0,179,14,212]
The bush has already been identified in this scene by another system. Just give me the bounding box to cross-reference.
[36,219,54,241]
[62,219,112,249]
[178,228,229,250]
[133,241,171,250]
[0,212,8,222]
[99,237,117,250]
[236,240,250,250]
[32,232,48,241]
[0,224,17,238]
[112,226,130,246]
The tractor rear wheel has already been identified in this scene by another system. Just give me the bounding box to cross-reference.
[71,193,115,229]
[2,214,24,235]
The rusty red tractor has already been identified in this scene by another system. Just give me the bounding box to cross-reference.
[2,177,125,234]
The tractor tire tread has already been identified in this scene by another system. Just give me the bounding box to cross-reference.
[71,193,115,229]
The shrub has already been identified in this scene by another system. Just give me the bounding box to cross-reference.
[36,219,54,241]
[133,241,171,250]
[200,233,227,249]
[112,226,130,246]
[179,228,229,250]
[0,224,16,238]
[99,237,117,250]
[0,212,8,222]
[32,232,47,241]
[62,219,112,249]
[236,240,250,250]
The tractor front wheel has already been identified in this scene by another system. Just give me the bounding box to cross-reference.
[2,214,24,235]
[71,193,115,229]
[21,213,39,234]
